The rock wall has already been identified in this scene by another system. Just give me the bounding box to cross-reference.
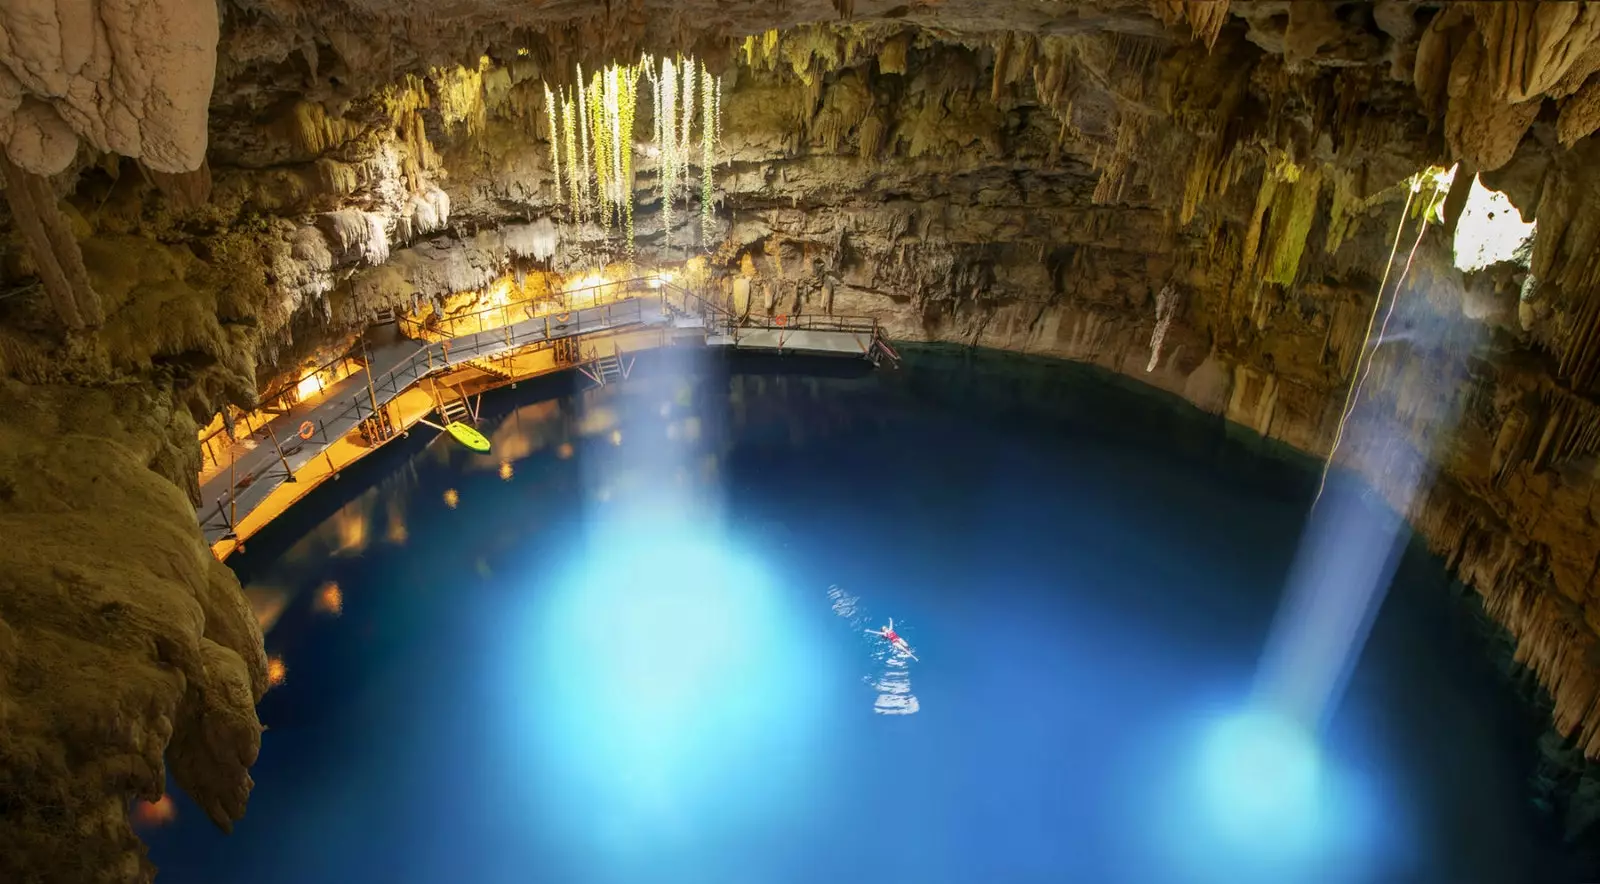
[0,381,266,883]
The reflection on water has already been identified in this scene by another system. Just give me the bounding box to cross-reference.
[314,582,343,616]
[246,586,288,632]
[331,508,368,556]
[872,660,918,716]
[133,795,177,829]
[471,399,560,470]
[266,656,287,687]
[385,495,408,545]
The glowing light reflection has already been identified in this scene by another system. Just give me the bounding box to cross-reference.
[267,656,288,687]
[315,581,343,616]
[295,372,323,400]
[1199,710,1321,844]
[132,795,176,828]
[502,516,831,862]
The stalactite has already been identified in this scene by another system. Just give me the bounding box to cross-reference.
[288,101,363,157]
[1033,39,1071,109]
[432,57,489,139]
[1155,0,1233,51]
[1239,152,1293,282]
[1412,477,1600,756]
[992,33,1013,103]
[1090,111,1147,204]
[0,155,103,329]
[1524,387,1600,473]
[1262,164,1324,286]
[144,160,213,211]
[1146,284,1179,372]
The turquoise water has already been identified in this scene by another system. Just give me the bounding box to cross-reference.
[147,350,1573,883]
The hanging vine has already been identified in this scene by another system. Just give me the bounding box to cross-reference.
[540,53,723,257]
[701,62,721,246]
[544,83,561,209]
[561,91,579,216]
[659,56,680,250]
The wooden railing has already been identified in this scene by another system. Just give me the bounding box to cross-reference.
[201,277,901,537]
[398,277,656,342]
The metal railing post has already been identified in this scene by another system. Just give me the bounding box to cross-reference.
[267,428,292,477]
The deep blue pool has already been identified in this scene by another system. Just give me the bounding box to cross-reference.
[146,348,1571,883]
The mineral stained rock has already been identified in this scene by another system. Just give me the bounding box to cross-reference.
[11,0,1600,880]
[0,381,265,883]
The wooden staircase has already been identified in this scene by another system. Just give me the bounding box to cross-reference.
[577,348,632,388]
[467,356,514,380]
[440,396,471,423]
[436,381,476,425]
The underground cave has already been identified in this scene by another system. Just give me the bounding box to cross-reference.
[6,1,1600,882]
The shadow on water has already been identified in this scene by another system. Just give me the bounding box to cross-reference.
[147,344,1600,884]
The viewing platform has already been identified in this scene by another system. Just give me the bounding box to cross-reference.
[195,277,899,558]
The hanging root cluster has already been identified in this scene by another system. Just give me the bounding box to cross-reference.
[542,55,723,258]
[1314,166,1455,506]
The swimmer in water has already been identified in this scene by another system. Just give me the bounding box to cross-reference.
[867,618,918,661]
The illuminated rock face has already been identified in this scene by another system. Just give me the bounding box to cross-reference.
[0,382,266,883]
[10,1,1600,878]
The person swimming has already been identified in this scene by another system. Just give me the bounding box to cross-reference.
[868,618,918,661]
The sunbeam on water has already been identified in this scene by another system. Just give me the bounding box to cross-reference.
[1138,695,1388,884]
[1198,710,1322,845]
[488,353,838,879]
[507,519,829,862]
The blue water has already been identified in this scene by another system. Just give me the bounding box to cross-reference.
[147,349,1570,883]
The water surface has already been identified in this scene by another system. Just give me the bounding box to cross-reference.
[148,348,1568,883]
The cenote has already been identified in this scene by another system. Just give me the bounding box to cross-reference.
[144,348,1583,884]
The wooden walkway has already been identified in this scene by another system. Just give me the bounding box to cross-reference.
[197,278,899,555]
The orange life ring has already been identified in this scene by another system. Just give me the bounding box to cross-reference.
[555,312,571,324]
[774,314,788,327]
[298,421,315,440]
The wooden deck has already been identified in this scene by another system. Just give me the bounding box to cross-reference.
[198,279,899,559]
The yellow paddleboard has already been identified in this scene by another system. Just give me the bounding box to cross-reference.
[445,421,491,453]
